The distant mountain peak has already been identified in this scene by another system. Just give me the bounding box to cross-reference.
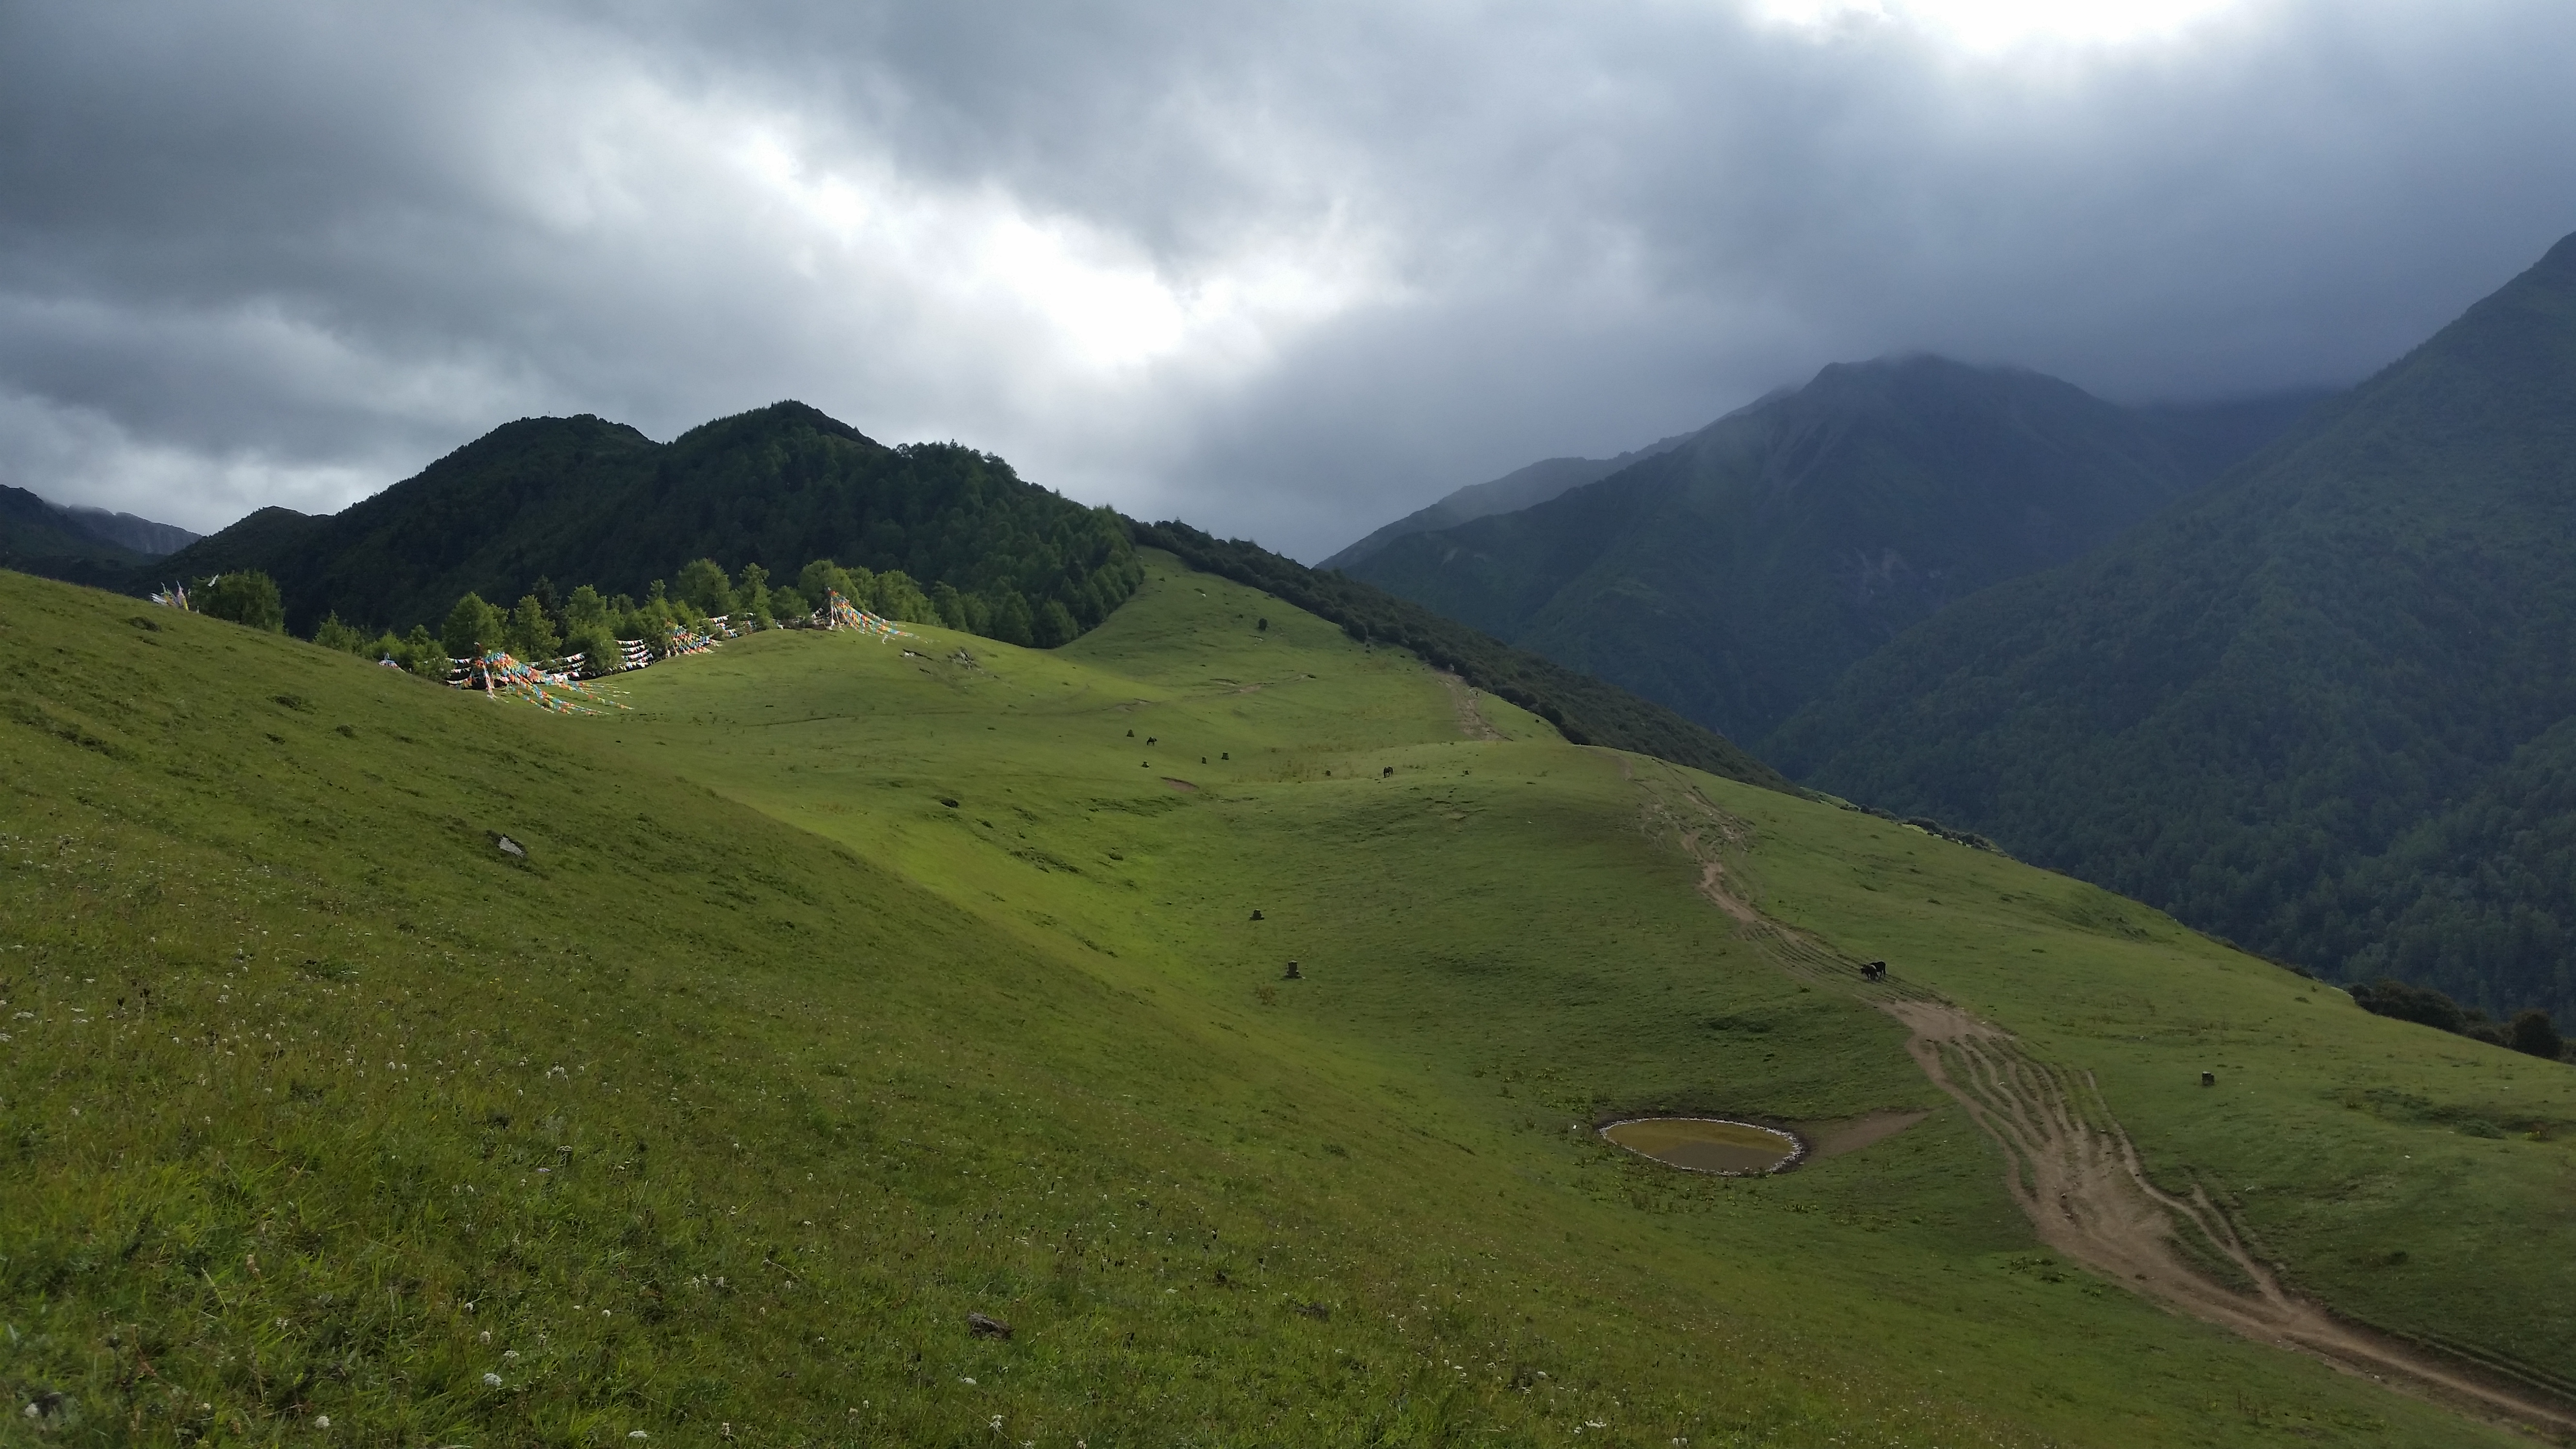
[1341,354,2330,743]
[1320,427,1701,571]
[1770,226,2576,1020]
[0,483,201,570]
[673,400,882,451]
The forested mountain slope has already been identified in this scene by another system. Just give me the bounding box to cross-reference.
[0,483,198,582]
[1343,356,2321,742]
[144,401,1141,642]
[1771,230,2576,1020]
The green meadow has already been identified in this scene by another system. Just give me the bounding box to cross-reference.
[1,553,2566,1446]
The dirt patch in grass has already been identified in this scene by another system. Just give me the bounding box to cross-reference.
[1794,1109,1933,1159]
[1162,777,1199,791]
[1885,993,2576,1435]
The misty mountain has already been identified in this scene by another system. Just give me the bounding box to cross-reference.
[143,401,1141,641]
[60,504,200,557]
[1320,428,1699,570]
[1769,230,2576,1019]
[0,485,200,580]
[1342,355,2325,743]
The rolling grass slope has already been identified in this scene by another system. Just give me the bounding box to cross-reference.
[0,557,2563,1446]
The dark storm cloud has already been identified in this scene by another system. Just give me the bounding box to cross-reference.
[3,0,2573,556]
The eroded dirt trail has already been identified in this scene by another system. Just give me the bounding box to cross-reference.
[1435,670,1503,741]
[1629,763,2576,1438]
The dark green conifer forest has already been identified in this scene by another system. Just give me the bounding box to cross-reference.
[138,402,1142,650]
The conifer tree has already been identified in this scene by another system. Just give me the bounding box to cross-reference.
[441,593,507,660]
[677,558,734,617]
[507,594,562,660]
[311,612,372,654]
[736,563,773,626]
[201,571,286,632]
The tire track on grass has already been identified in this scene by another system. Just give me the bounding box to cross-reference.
[1632,763,2576,1439]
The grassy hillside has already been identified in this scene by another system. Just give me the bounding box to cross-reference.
[143,402,1140,646]
[1131,520,1791,792]
[1343,359,2324,744]
[1770,231,2576,1022]
[2,558,2566,1445]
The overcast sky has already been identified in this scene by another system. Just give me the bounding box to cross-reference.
[3,0,2573,559]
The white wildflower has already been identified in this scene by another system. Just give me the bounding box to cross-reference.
[483,1372,503,1388]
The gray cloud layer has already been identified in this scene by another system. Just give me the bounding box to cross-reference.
[4,0,2573,557]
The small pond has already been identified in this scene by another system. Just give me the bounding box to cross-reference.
[1601,1117,1802,1175]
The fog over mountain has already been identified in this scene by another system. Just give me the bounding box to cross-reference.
[4,1,2575,558]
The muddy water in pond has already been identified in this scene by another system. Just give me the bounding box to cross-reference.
[1603,1118,1800,1174]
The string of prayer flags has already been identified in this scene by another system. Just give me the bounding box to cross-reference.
[455,649,628,715]
[824,589,913,641]
[663,621,722,657]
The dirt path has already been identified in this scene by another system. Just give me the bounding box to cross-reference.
[1434,671,1502,741]
[1632,763,2576,1439]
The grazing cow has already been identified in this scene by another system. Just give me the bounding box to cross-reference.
[1250,909,1265,920]
[2201,1072,2216,1087]
[1283,960,1302,980]
[1860,961,1887,982]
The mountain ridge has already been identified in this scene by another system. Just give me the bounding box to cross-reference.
[1319,426,1701,570]
[136,402,1140,645]
[1770,229,2576,1018]
[1344,355,2328,743]
[0,483,200,580]
[77,401,1788,790]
